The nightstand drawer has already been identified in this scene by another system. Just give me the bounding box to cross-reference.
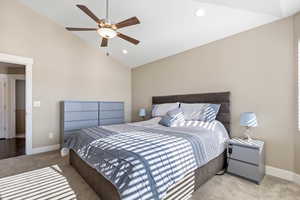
[229,144,259,165]
[227,159,261,183]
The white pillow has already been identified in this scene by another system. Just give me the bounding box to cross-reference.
[152,102,180,117]
[180,103,205,121]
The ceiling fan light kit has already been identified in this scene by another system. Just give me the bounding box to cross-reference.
[97,27,117,39]
[65,0,140,53]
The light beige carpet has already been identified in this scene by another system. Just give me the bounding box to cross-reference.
[0,151,299,200]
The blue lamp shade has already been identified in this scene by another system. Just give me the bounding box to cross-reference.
[240,112,258,127]
[139,108,146,117]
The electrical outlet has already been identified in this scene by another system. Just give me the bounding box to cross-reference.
[61,148,69,157]
[49,132,54,139]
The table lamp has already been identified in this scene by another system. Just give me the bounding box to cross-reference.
[139,108,146,120]
[240,112,258,141]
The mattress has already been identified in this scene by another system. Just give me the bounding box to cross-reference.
[65,118,229,200]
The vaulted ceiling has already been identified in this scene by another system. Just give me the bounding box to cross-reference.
[19,0,300,67]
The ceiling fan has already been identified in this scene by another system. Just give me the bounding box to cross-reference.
[66,0,140,50]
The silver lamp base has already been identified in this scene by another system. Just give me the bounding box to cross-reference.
[243,127,253,142]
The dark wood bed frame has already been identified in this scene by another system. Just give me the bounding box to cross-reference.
[69,92,231,200]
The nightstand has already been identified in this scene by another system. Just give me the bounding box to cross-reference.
[227,138,265,184]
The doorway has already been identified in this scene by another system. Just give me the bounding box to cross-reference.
[0,63,26,159]
[0,53,33,157]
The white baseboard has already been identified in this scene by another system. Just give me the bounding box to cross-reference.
[29,144,60,155]
[266,165,300,185]
[266,165,295,182]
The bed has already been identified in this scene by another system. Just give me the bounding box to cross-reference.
[63,92,231,200]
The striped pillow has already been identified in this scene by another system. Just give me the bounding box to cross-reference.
[180,103,220,122]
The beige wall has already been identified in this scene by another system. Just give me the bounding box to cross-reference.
[132,17,298,172]
[0,0,131,148]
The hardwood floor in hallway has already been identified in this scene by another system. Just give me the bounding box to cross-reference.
[0,138,25,160]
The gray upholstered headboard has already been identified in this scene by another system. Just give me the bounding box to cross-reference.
[152,92,231,135]
[60,101,124,145]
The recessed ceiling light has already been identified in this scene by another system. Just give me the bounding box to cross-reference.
[122,49,128,54]
[196,9,206,17]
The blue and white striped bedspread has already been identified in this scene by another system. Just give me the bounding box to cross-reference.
[65,122,228,200]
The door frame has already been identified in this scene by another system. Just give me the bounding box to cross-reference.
[0,53,33,155]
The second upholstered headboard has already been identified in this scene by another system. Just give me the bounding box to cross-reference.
[152,92,231,136]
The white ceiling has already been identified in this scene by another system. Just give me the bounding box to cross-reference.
[19,0,300,68]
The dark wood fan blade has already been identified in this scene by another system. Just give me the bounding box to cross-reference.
[66,27,97,31]
[115,17,140,29]
[117,33,140,45]
[76,5,102,23]
[101,38,108,47]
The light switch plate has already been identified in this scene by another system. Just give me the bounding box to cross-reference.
[49,132,54,139]
[33,101,41,107]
